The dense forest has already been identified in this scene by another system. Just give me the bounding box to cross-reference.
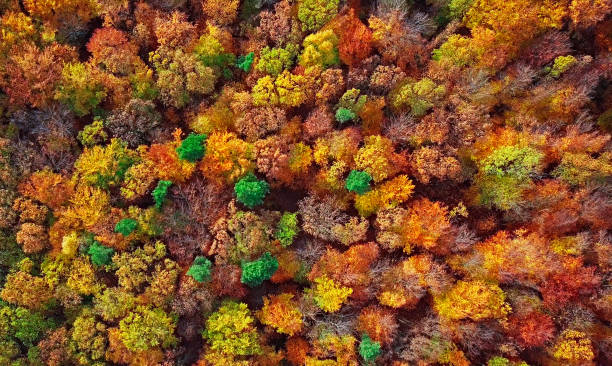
[0,0,612,365]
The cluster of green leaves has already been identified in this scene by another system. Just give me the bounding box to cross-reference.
[114,218,138,236]
[234,173,269,208]
[240,252,278,287]
[186,256,213,283]
[152,180,172,209]
[176,133,207,162]
[345,170,372,195]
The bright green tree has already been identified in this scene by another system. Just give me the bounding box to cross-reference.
[87,241,114,266]
[345,170,372,195]
[240,252,278,287]
[234,173,269,208]
[176,133,207,162]
[186,256,213,283]
[152,180,172,209]
[236,52,255,72]
[114,218,138,236]
[335,107,356,124]
[359,334,381,364]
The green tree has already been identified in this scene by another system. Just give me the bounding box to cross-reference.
[256,45,298,76]
[152,180,172,209]
[234,173,269,208]
[114,218,138,236]
[236,52,255,72]
[87,241,114,266]
[176,133,207,162]
[345,170,372,195]
[240,252,278,287]
[335,107,356,124]
[359,334,381,364]
[186,256,213,283]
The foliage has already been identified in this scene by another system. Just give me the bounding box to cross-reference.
[152,180,172,209]
[234,173,270,208]
[310,275,352,313]
[257,293,303,336]
[335,108,356,124]
[297,0,339,32]
[299,29,339,68]
[87,241,114,266]
[275,212,299,247]
[256,45,298,76]
[434,280,511,321]
[359,334,381,363]
[240,252,278,287]
[186,256,213,283]
[2,1,612,365]
[236,52,255,72]
[118,305,177,351]
[203,301,262,356]
[54,62,106,117]
[176,133,207,162]
[345,170,372,195]
[114,218,138,236]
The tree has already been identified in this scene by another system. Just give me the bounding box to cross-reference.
[310,275,352,313]
[354,135,406,183]
[203,301,262,356]
[345,170,372,195]
[256,45,298,76]
[257,293,303,336]
[434,280,510,321]
[16,223,48,254]
[356,306,397,346]
[297,0,340,32]
[241,252,278,287]
[474,144,543,210]
[552,330,595,363]
[152,180,172,209]
[1,270,52,310]
[299,30,340,68]
[359,335,381,364]
[390,78,446,116]
[1,42,76,108]
[114,218,138,236]
[186,256,213,283]
[118,306,177,351]
[236,52,255,72]
[234,173,270,208]
[275,212,299,247]
[337,9,373,67]
[335,107,356,124]
[200,132,255,185]
[54,62,107,117]
[202,0,239,25]
[87,241,114,266]
[176,133,207,162]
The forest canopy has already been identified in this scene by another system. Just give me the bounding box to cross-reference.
[0,0,612,365]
